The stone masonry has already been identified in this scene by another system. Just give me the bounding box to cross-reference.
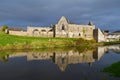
[8,16,106,42]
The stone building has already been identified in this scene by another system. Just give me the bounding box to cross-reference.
[8,16,106,42]
[55,16,95,40]
[27,16,95,39]
[106,30,120,41]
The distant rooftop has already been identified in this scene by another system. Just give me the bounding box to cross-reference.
[113,30,120,33]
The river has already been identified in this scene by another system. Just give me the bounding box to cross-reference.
[0,45,120,80]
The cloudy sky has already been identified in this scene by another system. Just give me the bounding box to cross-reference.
[0,0,120,31]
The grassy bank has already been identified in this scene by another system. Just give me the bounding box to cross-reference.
[0,32,120,50]
[0,32,75,50]
[0,32,97,50]
[103,61,120,77]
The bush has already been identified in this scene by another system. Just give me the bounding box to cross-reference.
[1,25,8,32]
[73,38,96,47]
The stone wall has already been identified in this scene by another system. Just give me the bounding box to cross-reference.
[9,30,28,36]
[8,16,106,42]
[27,26,53,37]
[93,28,106,42]
[55,16,95,40]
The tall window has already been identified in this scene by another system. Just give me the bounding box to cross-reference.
[62,24,65,30]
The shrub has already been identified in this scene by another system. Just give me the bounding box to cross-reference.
[1,25,8,32]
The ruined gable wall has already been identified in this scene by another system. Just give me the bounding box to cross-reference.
[55,22,95,39]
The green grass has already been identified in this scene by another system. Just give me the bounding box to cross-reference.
[0,32,120,50]
[103,61,120,77]
[0,32,74,46]
[0,32,76,50]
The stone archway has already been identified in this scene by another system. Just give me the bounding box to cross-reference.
[32,29,40,36]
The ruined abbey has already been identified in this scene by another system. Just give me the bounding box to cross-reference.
[8,16,106,42]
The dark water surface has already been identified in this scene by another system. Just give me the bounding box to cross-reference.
[0,45,120,80]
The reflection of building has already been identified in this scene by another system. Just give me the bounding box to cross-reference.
[93,46,108,60]
[3,47,108,71]
[9,52,53,61]
[108,45,120,53]
[52,50,96,71]
[108,45,120,50]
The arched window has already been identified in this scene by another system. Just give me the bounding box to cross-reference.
[33,29,39,34]
[41,29,46,32]
[32,29,39,36]
[79,33,81,36]
[62,24,65,30]
[33,29,39,32]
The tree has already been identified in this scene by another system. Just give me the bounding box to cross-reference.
[1,25,8,32]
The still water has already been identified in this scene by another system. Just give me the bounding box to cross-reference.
[0,45,120,80]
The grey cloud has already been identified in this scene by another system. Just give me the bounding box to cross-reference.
[0,0,120,31]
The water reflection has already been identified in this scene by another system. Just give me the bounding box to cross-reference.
[0,46,110,71]
[108,45,120,53]
[0,45,120,80]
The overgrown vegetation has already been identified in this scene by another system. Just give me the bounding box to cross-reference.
[103,61,120,77]
[65,38,96,49]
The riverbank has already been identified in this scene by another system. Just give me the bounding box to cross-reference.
[0,32,95,50]
[0,32,74,50]
[0,32,120,50]
[103,61,120,77]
